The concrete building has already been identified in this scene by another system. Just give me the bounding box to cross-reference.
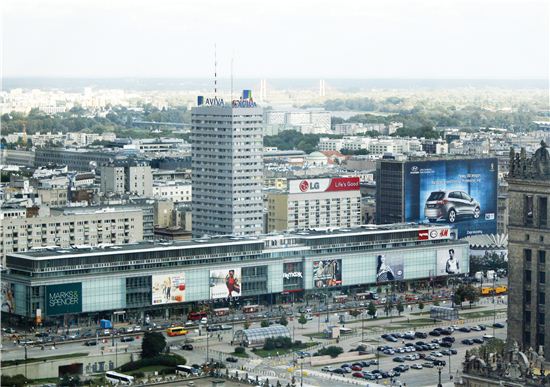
[267,177,361,232]
[0,207,144,261]
[507,143,550,354]
[100,160,153,197]
[35,148,123,171]
[191,94,264,237]
[264,109,331,135]
[152,180,192,202]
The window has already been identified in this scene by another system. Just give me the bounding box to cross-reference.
[525,249,532,262]
[539,271,546,284]
[538,313,545,325]
[539,250,546,264]
[539,292,545,305]
[540,197,548,227]
[525,290,531,304]
[525,195,534,225]
[525,270,532,282]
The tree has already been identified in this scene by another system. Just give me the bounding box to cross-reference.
[261,320,270,328]
[243,320,251,329]
[463,285,480,308]
[348,309,361,319]
[367,302,377,319]
[316,346,344,358]
[142,332,166,358]
[298,314,308,328]
[418,301,425,315]
[384,299,394,316]
[279,315,288,326]
[396,300,404,316]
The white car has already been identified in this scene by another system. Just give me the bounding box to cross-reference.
[134,326,142,332]
[126,327,134,333]
[200,317,208,324]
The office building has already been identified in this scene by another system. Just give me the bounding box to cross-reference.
[376,156,498,238]
[267,177,361,232]
[507,143,550,353]
[35,148,123,171]
[2,224,468,324]
[152,180,192,203]
[191,93,264,237]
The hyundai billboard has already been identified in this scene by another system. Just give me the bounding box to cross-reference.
[404,158,497,238]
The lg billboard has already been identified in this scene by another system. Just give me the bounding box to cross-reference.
[404,158,497,238]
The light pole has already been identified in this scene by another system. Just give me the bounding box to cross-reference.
[492,276,497,337]
[24,343,28,384]
[437,363,443,387]
[361,311,364,342]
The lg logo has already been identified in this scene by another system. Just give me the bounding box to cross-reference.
[299,180,309,192]
[299,180,320,192]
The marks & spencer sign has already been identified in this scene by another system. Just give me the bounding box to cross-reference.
[45,283,82,315]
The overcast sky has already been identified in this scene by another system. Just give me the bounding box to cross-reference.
[2,0,549,79]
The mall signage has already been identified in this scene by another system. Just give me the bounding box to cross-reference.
[45,283,82,316]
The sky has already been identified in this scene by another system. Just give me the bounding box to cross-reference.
[1,0,549,79]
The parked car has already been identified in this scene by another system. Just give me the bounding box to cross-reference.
[429,330,441,337]
[458,326,471,333]
[473,338,484,344]
[424,190,481,223]
[182,344,194,350]
[120,337,134,342]
[415,332,428,339]
[84,340,97,346]
[493,322,505,328]
[411,363,423,370]
[461,339,475,345]
[225,356,238,363]
[393,357,405,362]
[422,362,435,368]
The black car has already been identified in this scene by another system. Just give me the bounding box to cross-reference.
[415,332,428,339]
[393,357,405,362]
[450,349,458,355]
[461,339,475,345]
[458,327,471,333]
[403,333,415,340]
[386,335,398,342]
[433,360,446,366]
[478,324,487,331]
[493,322,505,328]
[226,356,238,363]
[442,336,455,343]
[332,369,345,374]
[182,344,194,350]
[440,341,452,348]
[439,329,452,335]
[429,330,441,337]
[120,337,134,342]
[84,340,97,346]
[473,338,484,344]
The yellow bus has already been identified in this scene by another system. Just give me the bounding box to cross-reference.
[494,285,508,294]
[166,326,189,337]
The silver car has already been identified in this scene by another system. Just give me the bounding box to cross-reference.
[424,190,480,223]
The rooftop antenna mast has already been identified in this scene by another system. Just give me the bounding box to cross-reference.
[230,51,234,101]
[214,43,218,96]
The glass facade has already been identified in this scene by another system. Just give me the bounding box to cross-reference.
[2,226,469,319]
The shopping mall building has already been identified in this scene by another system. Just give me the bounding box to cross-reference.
[1,224,468,325]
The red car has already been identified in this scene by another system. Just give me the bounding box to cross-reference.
[351,365,362,371]
[352,372,364,378]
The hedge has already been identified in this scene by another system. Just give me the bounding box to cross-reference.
[119,354,186,372]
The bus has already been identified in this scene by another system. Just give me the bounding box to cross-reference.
[175,365,199,376]
[187,311,208,321]
[333,295,348,303]
[213,307,230,317]
[105,371,134,385]
[494,285,508,294]
[242,305,259,314]
[166,326,189,337]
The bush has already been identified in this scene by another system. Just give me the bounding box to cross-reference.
[1,374,30,387]
[119,354,186,372]
[235,347,246,354]
[260,320,270,328]
[130,371,145,378]
[315,346,343,358]
[141,332,167,358]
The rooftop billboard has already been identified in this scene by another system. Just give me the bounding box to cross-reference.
[404,158,497,238]
[289,177,360,194]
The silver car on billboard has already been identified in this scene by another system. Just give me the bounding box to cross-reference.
[424,190,480,223]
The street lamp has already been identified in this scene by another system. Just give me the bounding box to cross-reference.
[436,363,444,387]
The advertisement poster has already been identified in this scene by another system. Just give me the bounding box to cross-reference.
[436,248,461,276]
[152,273,186,305]
[404,158,497,238]
[45,283,82,316]
[1,282,15,314]
[376,253,404,283]
[210,268,241,299]
[313,259,342,288]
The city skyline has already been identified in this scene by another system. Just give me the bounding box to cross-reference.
[2,0,549,79]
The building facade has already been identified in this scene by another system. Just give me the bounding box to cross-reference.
[1,225,468,324]
[152,180,192,203]
[191,97,264,237]
[100,160,153,197]
[507,143,550,354]
[267,177,361,232]
[0,207,144,260]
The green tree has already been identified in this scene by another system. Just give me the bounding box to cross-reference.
[463,285,480,308]
[243,320,251,329]
[261,320,270,328]
[278,315,288,326]
[367,302,377,319]
[316,346,344,358]
[396,300,404,316]
[298,313,308,328]
[418,301,425,315]
[141,331,166,358]
[384,299,394,316]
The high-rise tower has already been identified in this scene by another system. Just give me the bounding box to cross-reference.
[191,92,264,237]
